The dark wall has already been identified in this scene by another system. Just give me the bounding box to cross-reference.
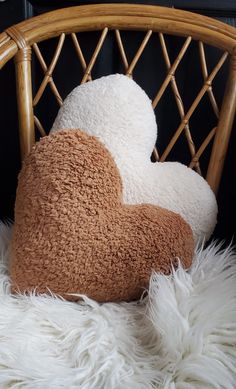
[0,0,235,244]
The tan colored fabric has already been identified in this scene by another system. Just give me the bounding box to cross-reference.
[10,130,194,302]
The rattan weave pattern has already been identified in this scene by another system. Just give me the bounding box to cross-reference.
[0,4,235,194]
[31,30,229,175]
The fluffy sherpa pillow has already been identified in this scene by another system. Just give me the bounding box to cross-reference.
[51,74,218,243]
[10,130,194,302]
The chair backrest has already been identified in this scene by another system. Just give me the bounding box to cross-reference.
[0,4,235,194]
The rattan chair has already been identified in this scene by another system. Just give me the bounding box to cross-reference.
[0,3,235,195]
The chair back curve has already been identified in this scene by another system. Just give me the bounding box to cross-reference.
[0,3,236,194]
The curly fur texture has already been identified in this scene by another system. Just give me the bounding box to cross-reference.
[10,130,193,302]
[1,223,236,388]
[51,74,218,243]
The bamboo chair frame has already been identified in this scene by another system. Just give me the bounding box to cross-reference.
[0,4,235,194]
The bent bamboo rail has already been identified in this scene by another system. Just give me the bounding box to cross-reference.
[0,4,235,194]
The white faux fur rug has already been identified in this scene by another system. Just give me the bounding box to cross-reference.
[0,222,236,389]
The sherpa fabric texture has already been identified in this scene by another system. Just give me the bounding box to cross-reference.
[10,130,193,302]
[51,73,218,244]
[1,223,236,388]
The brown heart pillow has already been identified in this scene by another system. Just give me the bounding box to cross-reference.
[10,130,194,302]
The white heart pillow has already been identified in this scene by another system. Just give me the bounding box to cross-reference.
[51,74,217,243]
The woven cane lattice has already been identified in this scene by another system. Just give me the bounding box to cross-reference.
[1,4,235,193]
[31,29,228,174]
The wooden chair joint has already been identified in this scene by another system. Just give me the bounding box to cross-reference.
[45,69,52,78]
[0,34,10,47]
[14,46,31,64]
[205,80,212,87]
[5,26,27,50]
[192,156,199,163]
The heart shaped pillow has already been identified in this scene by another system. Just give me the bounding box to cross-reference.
[10,130,194,302]
[51,74,217,243]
